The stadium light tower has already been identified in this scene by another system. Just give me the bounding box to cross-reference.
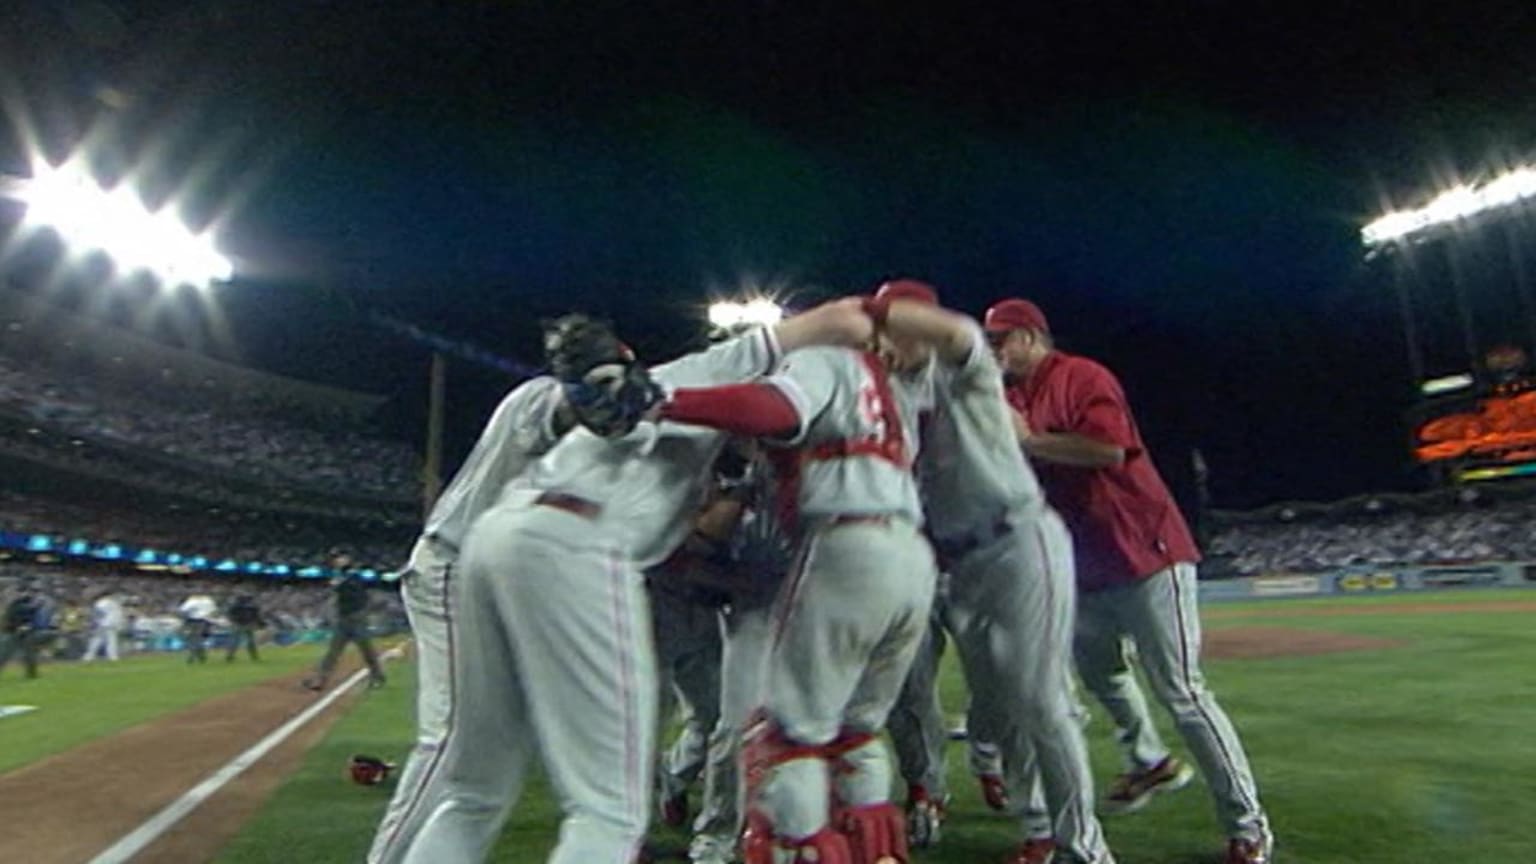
[1,157,232,288]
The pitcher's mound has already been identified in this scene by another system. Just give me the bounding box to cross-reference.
[1206,626,1401,660]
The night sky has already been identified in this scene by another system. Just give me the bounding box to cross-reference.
[3,1,1536,509]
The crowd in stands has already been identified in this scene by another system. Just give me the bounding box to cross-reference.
[0,562,407,660]
[0,490,411,573]
[1207,494,1536,576]
[0,415,416,523]
[0,353,420,500]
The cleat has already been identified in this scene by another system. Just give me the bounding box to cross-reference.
[1103,756,1193,815]
[978,773,1010,812]
[1005,836,1056,864]
[661,791,689,829]
[904,784,945,848]
[1224,830,1274,864]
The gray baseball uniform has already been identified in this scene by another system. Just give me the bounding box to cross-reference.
[910,323,1112,863]
[689,456,792,864]
[391,328,783,864]
[888,612,950,801]
[748,346,938,853]
[368,376,567,864]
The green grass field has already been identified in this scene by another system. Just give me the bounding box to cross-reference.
[135,592,1536,862]
[0,643,327,775]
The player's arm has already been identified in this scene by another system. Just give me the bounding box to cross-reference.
[1011,366,1141,468]
[659,383,801,439]
[1013,409,1127,467]
[770,298,873,353]
[660,346,841,441]
[876,299,976,366]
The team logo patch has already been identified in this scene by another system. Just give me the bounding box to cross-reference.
[0,705,39,720]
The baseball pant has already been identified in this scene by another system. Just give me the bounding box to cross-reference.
[0,631,40,678]
[690,595,775,860]
[84,627,120,662]
[888,614,950,800]
[315,618,386,685]
[942,508,1110,862]
[753,518,937,842]
[652,583,724,806]
[184,620,211,664]
[1075,562,1268,844]
[369,537,456,864]
[394,504,657,864]
[225,626,259,661]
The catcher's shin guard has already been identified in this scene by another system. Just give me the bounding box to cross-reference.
[741,712,839,863]
[836,803,909,864]
[741,825,852,864]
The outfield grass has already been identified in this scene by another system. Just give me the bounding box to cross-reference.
[219,593,1536,863]
[0,643,325,775]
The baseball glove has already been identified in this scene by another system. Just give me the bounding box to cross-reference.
[348,754,396,786]
[542,314,664,438]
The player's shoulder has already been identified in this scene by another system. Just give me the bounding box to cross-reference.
[1054,352,1122,389]
[780,343,860,365]
[499,375,561,408]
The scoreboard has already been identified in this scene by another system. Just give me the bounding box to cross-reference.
[1413,379,1536,482]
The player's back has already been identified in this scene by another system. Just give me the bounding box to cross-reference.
[765,346,923,526]
[492,327,783,568]
[914,322,1047,538]
[422,376,565,551]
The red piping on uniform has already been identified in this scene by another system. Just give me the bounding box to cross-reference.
[1169,567,1259,819]
[378,563,457,857]
[608,552,644,860]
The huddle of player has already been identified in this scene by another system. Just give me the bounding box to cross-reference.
[362,281,1272,864]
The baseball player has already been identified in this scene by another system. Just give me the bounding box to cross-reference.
[367,374,570,864]
[304,562,386,691]
[872,283,1114,864]
[178,592,217,664]
[887,614,952,845]
[225,592,262,662]
[387,302,871,864]
[0,585,45,679]
[658,325,938,864]
[649,506,729,830]
[988,298,1272,864]
[688,442,794,864]
[83,590,125,663]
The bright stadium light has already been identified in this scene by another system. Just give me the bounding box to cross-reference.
[1363,165,1536,249]
[708,298,785,330]
[1420,373,1475,396]
[4,158,233,288]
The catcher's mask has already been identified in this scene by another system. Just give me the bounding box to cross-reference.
[348,754,396,786]
[542,314,663,438]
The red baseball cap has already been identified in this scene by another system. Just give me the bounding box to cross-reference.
[875,279,939,305]
[984,298,1049,334]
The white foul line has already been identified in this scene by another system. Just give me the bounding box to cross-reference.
[89,648,403,864]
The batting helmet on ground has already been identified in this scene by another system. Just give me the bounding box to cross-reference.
[348,754,396,786]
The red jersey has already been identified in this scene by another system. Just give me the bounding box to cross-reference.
[1008,351,1200,591]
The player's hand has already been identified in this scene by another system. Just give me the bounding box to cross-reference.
[1009,406,1034,443]
[812,297,876,346]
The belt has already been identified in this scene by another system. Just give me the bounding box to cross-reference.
[535,491,603,519]
[423,532,460,556]
[932,516,1015,564]
[820,514,895,531]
